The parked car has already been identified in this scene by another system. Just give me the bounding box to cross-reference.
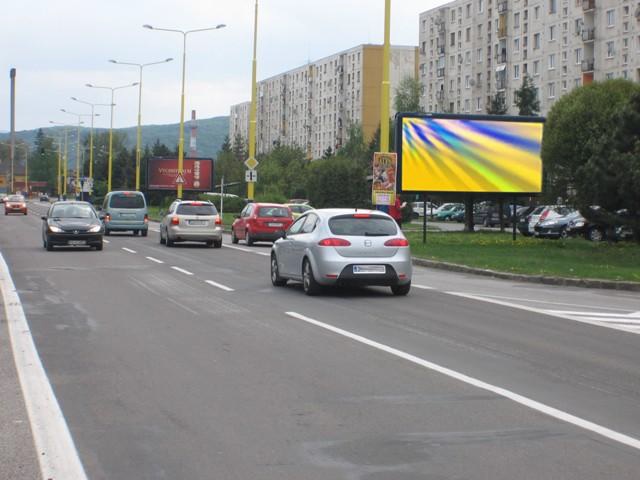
[531,206,574,236]
[101,191,148,236]
[270,209,412,296]
[287,198,309,205]
[577,207,634,242]
[473,203,522,227]
[535,210,584,239]
[41,201,104,251]
[435,204,464,221]
[285,203,313,219]
[4,194,27,215]
[411,201,438,218]
[431,203,459,217]
[232,203,293,246]
[451,207,466,222]
[159,200,223,248]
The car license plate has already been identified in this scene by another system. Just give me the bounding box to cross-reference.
[68,240,86,246]
[189,220,207,226]
[268,222,282,227]
[353,265,386,274]
[121,213,136,218]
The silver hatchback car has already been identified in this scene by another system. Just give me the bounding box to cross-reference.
[160,200,223,248]
[271,208,412,296]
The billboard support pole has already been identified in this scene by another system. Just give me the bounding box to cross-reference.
[512,197,517,241]
[422,193,427,244]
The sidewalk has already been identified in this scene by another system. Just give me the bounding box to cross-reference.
[0,300,40,480]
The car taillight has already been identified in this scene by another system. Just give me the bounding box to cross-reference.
[353,213,371,218]
[144,214,149,223]
[215,215,222,225]
[318,238,351,247]
[384,238,410,247]
[171,216,180,225]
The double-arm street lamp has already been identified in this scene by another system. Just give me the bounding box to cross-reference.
[70,97,110,189]
[49,120,81,197]
[86,82,138,192]
[143,23,226,198]
[61,109,94,196]
[108,58,173,191]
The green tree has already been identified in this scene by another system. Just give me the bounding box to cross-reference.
[31,129,57,191]
[232,133,247,163]
[541,79,639,203]
[305,155,369,208]
[514,75,540,116]
[486,92,508,114]
[393,76,423,113]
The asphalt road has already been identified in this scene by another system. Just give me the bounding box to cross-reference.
[1,201,640,479]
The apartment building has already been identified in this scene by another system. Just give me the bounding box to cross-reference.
[229,101,251,145]
[418,0,640,116]
[229,44,418,159]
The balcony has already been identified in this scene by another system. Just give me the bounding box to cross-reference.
[436,91,445,101]
[437,45,445,55]
[582,0,595,12]
[437,67,445,78]
[498,1,508,13]
[581,59,595,72]
[581,28,595,42]
[496,51,507,63]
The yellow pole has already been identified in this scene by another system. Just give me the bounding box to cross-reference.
[75,118,81,195]
[136,66,143,191]
[108,89,114,192]
[63,128,68,196]
[89,105,95,190]
[24,149,28,196]
[380,0,391,153]
[177,34,187,199]
[247,0,259,200]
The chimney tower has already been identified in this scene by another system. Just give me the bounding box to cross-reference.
[189,110,198,157]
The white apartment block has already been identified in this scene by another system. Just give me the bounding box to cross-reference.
[229,101,251,144]
[230,44,418,159]
[419,0,640,116]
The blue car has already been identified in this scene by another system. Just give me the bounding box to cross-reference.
[101,191,149,236]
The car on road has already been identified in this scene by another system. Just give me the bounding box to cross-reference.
[101,190,149,236]
[270,209,412,296]
[232,203,293,246]
[41,201,104,251]
[39,194,49,202]
[159,200,223,248]
[4,194,27,215]
[285,203,313,219]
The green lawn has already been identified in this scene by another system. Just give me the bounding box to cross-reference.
[406,231,640,283]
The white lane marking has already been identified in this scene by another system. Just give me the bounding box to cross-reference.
[205,280,235,292]
[150,228,160,232]
[103,239,110,244]
[254,251,270,257]
[471,293,634,312]
[0,253,89,479]
[412,284,435,290]
[285,311,640,451]
[145,256,164,264]
[444,291,640,336]
[544,310,640,318]
[122,247,137,254]
[171,266,194,276]
[223,244,252,253]
[166,297,199,315]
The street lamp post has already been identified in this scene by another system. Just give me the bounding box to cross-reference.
[108,58,173,191]
[61,109,92,197]
[49,121,74,197]
[71,97,109,191]
[143,23,226,199]
[86,82,138,192]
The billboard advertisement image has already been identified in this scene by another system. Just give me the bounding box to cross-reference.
[398,114,544,194]
[372,152,397,206]
[147,158,213,191]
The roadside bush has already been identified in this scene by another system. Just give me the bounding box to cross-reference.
[199,194,245,213]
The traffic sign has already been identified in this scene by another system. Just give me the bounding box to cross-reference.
[245,169,258,182]
[175,173,186,184]
[244,156,259,170]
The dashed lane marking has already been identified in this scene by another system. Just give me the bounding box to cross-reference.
[223,244,270,256]
[205,280,235,292]
[145,256,164,264]
[171,266,194,276]
[122,247,137,254]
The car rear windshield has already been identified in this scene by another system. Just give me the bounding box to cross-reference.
[8,195,24,202]
[328,215,398,236]
[176,204,217,216]
[109,193,145,209]
[258,207,289,218]
[51,204,95,218]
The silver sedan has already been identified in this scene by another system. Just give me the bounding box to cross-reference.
[160,200,223,248]
[270,208,412,296]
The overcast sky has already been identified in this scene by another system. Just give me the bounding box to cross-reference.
[1,0,446,132]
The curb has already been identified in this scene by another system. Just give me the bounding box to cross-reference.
[411,257,640,292]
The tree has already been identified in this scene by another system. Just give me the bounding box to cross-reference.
[541,79,639,204]
[232,133,247,163]
[514,75,540,116]
[486,92,508,115]
[306,155,369,208]
[393,76,423,113]
[322,146,334,159]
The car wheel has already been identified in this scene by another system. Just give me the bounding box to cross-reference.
[588,227,604,242]
[559,228,569,240]
[46,238,54,251]
[213,239,222,249]
[141,229,148,237]
[246,230,254,246]
[205,240,214,247]
[24,211,27,216]
[391,282,411,296]
[159,228,166,244]
[271,254,288,286]
[104,229,111,236]
[134,230,139,236]
[95,242,103,251]
[166,235,175,247]
[231,229,239,244]
[302,259,321,296]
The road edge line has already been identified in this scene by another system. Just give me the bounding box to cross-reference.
[285,311,640,452]
[0,252,88,480]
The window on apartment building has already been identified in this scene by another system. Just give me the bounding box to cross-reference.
[607,10,615,27]
[422,19,427,31]
[575,47,582,64]
[523,35,528,47]
[623,37,629,49]
[451,32,456,46]
[549,54,556,69]
[514,64,520,79]
[477,24,483,38]
[451,10,455,22]
[465,75,470,88]
[421,41,426,54]
[450,55,456,68]
[466,27,471,42]
[623,22,629,33]
[623,53,628,65]
[534,33,540,49]
[549,25,556,41]
[357,71,360,83]
[464,99,470,112]
[466,50,471,63]
[549,0,557,14]
[477,72,482,85]
[563,35,568,46]
[478,0,484,13]
[562,51,567,62]
[574,18,582,35]
[607,41,615,57]
[623,5,630,15]
[563,21,568,32]
[466,3,471,18]
[514,12,520,29]
[606,72,614,80]
[514,38,520,52]
[476,97,482,111]
[523,63,528,74]
[548,82,556,98]
[524,9,528,20]
[534,60,540,75]
[574,78,581,88]
[534,6,540,19]
[477,47,483,62]
[562,79,567,90]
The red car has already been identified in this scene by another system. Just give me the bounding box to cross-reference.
[231,203,293,246]
[4,194,27,215]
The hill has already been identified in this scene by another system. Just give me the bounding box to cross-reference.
[0,116,230,158]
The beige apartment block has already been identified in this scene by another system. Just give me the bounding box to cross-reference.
[419,0,640,117]
[230,44,418,159]
[229,101,251,144]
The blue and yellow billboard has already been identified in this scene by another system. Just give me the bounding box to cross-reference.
[398,114,544,194]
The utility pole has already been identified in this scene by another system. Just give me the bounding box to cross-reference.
[10,68,16,193]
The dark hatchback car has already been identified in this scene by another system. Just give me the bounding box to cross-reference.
[534,210,582,239]
[42,201,104,251]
